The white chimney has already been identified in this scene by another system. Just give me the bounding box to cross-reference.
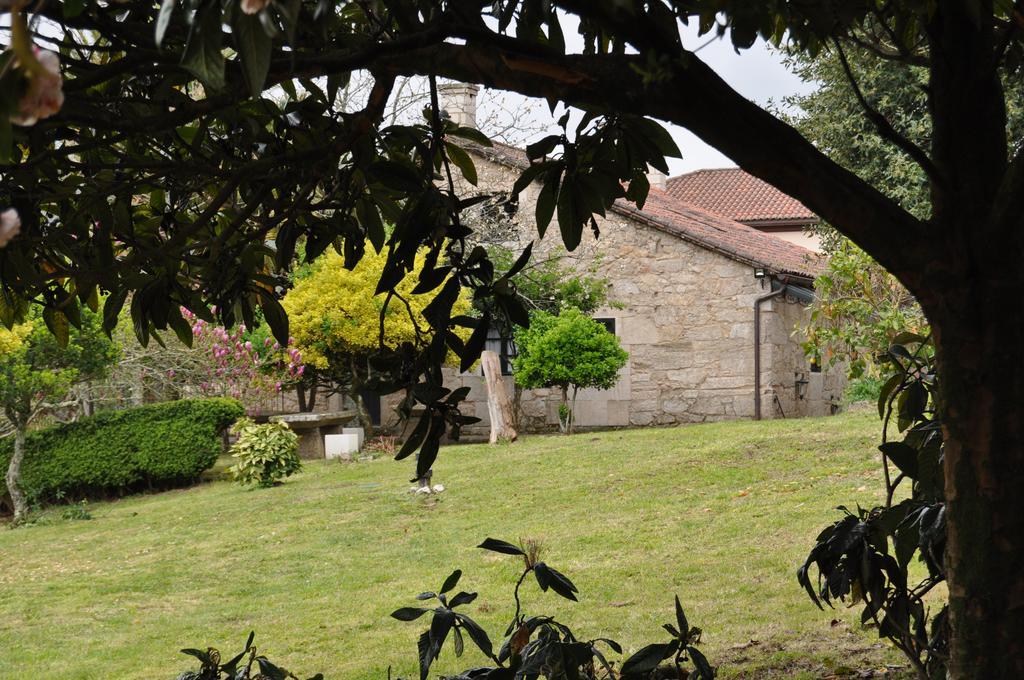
[646,168,668,191]
[439,82,480,129]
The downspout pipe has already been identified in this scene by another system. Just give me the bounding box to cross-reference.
[754,284,785,421]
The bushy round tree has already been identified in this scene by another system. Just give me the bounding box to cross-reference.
[0,307,118,523]
[512,309,627,434]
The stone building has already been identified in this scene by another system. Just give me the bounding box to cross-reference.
[378,85,846,436]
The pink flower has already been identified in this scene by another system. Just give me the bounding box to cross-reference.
[240,0,270,15]
[0,209,21,248]
[10,49,64,126]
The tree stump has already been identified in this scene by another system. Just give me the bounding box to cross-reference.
[481,350,517,444]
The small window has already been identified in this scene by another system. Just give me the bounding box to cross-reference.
[484,334,517,376]
[594,317,617,334]
[809,354,822,374]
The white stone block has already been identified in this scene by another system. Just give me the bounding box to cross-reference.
[325,433,359,460]
[342,427,364,449]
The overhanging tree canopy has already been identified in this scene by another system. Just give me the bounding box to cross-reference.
[2,1,1023,674]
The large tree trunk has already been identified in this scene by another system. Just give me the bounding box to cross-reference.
[932,297,1024,677]
[481,350,516,444]
[5,420,28,525]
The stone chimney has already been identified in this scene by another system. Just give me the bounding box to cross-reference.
[439,82,479,128]
[646,168,668,191]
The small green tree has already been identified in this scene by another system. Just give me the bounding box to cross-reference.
[512,309,627,435]
[0,307,118,523]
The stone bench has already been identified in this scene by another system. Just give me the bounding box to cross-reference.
[267,410,359,460]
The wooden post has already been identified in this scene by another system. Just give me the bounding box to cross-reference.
[481,350,517,444]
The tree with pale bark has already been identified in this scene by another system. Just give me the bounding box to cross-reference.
[0,307,117,524]
[1,1,1023,673]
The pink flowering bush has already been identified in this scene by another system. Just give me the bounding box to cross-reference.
[181,309,303,413]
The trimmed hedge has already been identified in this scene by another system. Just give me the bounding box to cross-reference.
[1,398,244,506]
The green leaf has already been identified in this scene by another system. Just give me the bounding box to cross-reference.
[181,2,226,90]
[527,134,561,160]
[395,415,430,461]
[879,441,919,479]
[448,591,477,608]
[440,569,462,594]
[456,613,493,657]
[43,307,70,348]
[688,645,714,679]
[505,242,533,279]
[445,142,478,186]
[102,288,128,334]
[448,126,492,147]
[674,595,689,641]
[368,160,423,193]
[63,0,88,19]
[258,293,289,346]
[535,169,560,238]
[556,181,583,251]
[233,12,272,99]
[155,0,176,48]
[477,538,526,556]
[391,607,430,621]
[533,562,578,601]
[619,641,679,676]
[460,313,489,373]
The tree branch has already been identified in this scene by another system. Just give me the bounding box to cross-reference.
[831,38,946,189]
[369,40,932,291]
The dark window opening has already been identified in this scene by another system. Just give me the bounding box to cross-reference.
[594,317,617,334]
[484,334,517,376]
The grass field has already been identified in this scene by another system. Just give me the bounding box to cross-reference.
[0,410,911,679]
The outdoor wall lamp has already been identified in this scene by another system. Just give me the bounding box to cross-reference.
[795,372,809,400]
[754,267,766,279]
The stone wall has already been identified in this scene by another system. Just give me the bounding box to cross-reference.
[377,150,846,437]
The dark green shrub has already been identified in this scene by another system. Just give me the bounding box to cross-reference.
[228,419,301,488]
[0,398,243,507]
[392,538,714,680]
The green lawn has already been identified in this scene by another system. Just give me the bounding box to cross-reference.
[0,410,910,679]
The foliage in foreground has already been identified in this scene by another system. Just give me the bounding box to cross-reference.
[800,334,944,679]
[0,398,243,511]
[176,631,322,680]
[173,539,714,680]
[229,419,302,488]
[391,538,713,680]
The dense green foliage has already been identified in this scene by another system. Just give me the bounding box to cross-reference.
[802,242,927,378]
[513,309,628,433]
[787,44,1022,376]
[0,398,243,507]
[800,334,944,679]
[229,419,301,488]
[0,306,117,423]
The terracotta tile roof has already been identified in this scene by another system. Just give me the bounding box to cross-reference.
[665,168,817,224]
[460,142,821,279]
[611,188,823,279]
